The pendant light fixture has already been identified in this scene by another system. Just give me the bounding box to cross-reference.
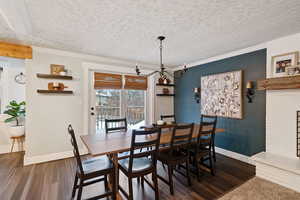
[135,36,188,78]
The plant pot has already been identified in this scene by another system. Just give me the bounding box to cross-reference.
[9,126,25,137]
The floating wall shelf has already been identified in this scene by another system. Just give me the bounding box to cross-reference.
[156,83,175,87]
[257,75,300,90]
[36,73,73,80]
[37,90,73,94]
[156,94,175,97]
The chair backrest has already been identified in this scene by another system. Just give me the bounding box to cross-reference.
[201,114,217,124]
[68,125,84,174]
[200,115,217,136]
[105,118,127,134]
[160,114,176,123]
[168,123,194,155]
[128,128,162,173]
[196,121,217,150]
[195,115,217,150]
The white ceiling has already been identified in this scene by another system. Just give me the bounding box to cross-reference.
[1,0,300,67]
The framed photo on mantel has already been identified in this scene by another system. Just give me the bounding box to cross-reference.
[271,51,299,77]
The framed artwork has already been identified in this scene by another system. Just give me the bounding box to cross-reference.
[271,52,299,77]
[50,64,65,75]
[201,70,243,119]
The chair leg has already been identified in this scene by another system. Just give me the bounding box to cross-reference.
[168,165,174,195]
[141,176,144,187]
[128,177,133,200]
[72,174,78,198]
[162,161,166,170]
[209,152,215,176]
[111,171,117,200]
[186,160,192,186]
[104,175,108,192]
[153,171,159,200]
[212,142,216,162]
[77,180,84,200]
[194,157,200,181]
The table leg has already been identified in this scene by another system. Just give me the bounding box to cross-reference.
[110,153,122,200]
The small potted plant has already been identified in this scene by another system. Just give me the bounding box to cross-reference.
[4,100,26,137]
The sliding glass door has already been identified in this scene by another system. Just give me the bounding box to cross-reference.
[124,90,145,128]
[91,88,146,133]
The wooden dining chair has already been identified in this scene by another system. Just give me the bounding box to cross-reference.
[157,123,194,195]
[201,115,217,162]
[189,120,217,180]
[160,114,176,123]
[105,118,127,134]
[68,125,116,200]
[118,128,162,200]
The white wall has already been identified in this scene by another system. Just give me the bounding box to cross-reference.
[265,33,300,159]
[0,57,25,153]
[0,57,25,113]
[153,73,174,122]
[24,47,162,165]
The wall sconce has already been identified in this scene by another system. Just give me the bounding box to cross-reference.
[194,87,201,103]
[246,81,255,103]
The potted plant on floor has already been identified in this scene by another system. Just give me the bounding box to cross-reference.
[4,100,26,137]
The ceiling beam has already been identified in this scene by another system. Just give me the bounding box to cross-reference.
[0,41,32,59]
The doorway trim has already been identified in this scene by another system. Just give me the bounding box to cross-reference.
[82,62,153,135]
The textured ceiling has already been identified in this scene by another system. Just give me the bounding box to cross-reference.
[1,0,300,67]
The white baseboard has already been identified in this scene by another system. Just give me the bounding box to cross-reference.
[0,144,22,154]
[256,162,300,192]
[23,146,251,166]
[215,147,254,165]
[24,148,88,166]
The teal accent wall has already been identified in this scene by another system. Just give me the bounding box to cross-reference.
[174,49,266,156]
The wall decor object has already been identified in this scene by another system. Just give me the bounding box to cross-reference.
[271,52,299,77]
[285,65,300,76]
[201,70,243,119]
[48,82,68,91]
[246,81,255,103]
[162,88,169,94]
[50,64,65,75]
[14,72,26,84]
[193,87,201,103]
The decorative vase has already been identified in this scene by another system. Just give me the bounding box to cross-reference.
[163,88,169,94]
[158,77,164,84]
[9,125,25,137]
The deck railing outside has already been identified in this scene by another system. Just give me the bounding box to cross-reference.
[95,106,145,131]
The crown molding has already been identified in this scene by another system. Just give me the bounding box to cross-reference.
[32,46,158,70]
[174,43,267,70]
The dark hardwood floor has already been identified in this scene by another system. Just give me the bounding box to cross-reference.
[0,152,255,200]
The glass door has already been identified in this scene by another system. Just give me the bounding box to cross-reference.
[124,90,145,129]
[93,89,121,133]
[90,88,146,134]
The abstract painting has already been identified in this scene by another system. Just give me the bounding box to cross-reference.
[201,70,243,119]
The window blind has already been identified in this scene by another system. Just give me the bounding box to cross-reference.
[94,72,122,89]
[124,75,147,90]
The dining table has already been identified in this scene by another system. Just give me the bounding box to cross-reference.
[80,124,225,200]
